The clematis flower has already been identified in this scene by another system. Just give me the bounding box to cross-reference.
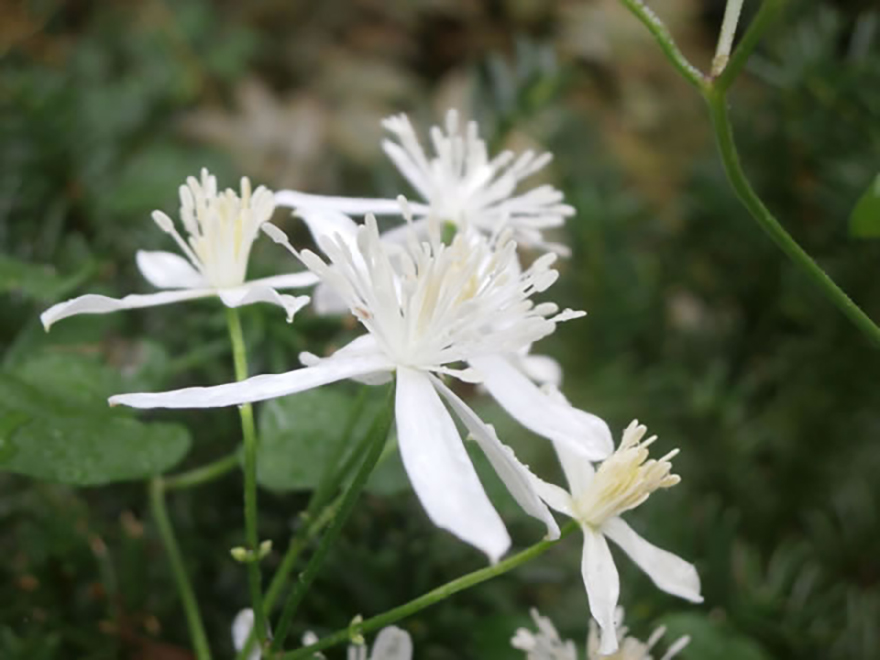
[110,214,611,561]
[275,109,574,255]
[41,169,317,330]
[531,421,702,655]
[512,607,690,660]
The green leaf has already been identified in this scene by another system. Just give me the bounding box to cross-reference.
[849,174,880,238]
[657,612,774,660]
[257,385,406,494]
[0,351,191,485]
[0,255,94,301]
[0,408,190,486]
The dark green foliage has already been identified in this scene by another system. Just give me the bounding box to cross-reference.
[1,0,878,659]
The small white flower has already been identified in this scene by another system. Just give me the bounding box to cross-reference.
[513,608,690,660]
[512,608,578,660]
[232,609,264,660]
[275,109,574,255]
[531,422,702,655]
[111,215,610,561]
[587,608,690,660]
[346,626,413,660]
[41,168,316,330]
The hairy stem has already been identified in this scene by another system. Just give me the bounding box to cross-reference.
[226,308,268,645]
[280,521,579,659]
[149,477,212,660]
[704,91,880,346]
[617,0,708,91]
[270,383,396,652]
[615,0,880,346]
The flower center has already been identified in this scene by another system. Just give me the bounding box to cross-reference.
[152,169,274,289]
[573,421,681,529]
[296,212,581,377]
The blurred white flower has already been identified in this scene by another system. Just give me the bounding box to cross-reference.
[531,421,702,655]
[346,626,413,660]
[587,607,690,660]
[275,109,574,254]
[41,168,316,330]
[512,609,578,660]
[232,609,263,660]
[111,214,611,561]
[513,607,690,660]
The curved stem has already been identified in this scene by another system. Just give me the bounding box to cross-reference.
[270,383,396,652]
[279,521,579,659]
[226,308,268,645]
[705,90,880,347]
[164,451,240,490]
[148,477,212,660]
[716,0,788,91]
[617,0,708,91]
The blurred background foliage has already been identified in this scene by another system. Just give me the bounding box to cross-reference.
[1,0,879,658]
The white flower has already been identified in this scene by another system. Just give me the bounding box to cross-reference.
[275,109,574,255]
[41,168,317,330]
[587,608,690,660]
[513,608,690,660]
[346,627,413,660]
[111,215,611,561]
[233,610,412,660]
[232,609,263,660]
[531,422,702,655]
[512,609,578,660]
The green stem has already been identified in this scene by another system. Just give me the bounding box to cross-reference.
[270,383,396,653]
[226,308,268,645]
[280,521,579,659]
[234,491,344,660]
[617,0,708,91]
[148,477,212,660]
[164,451,241,490]
[704,90,880,347]
[236,393,379,660]
[715,0,788,91]
[616,0,880,346]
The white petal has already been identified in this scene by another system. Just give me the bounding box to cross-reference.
[300,335,393,386]
[41,288,212,331]
[581,526,620,655]
[368,627,413,660]
[275,189,429,216]
[431,375,560,539]
[603,517,703,603]
[136,250,206,289]
[248,271,321,290]
[217,283,310,322]
[231,609,261,660]
[519,353,563,388]
[469,355,613,461]
[395,367,510,562]
[110,353,393,409]
[296,208,360,251]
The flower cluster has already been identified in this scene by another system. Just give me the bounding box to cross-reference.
[44,108,702,656]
